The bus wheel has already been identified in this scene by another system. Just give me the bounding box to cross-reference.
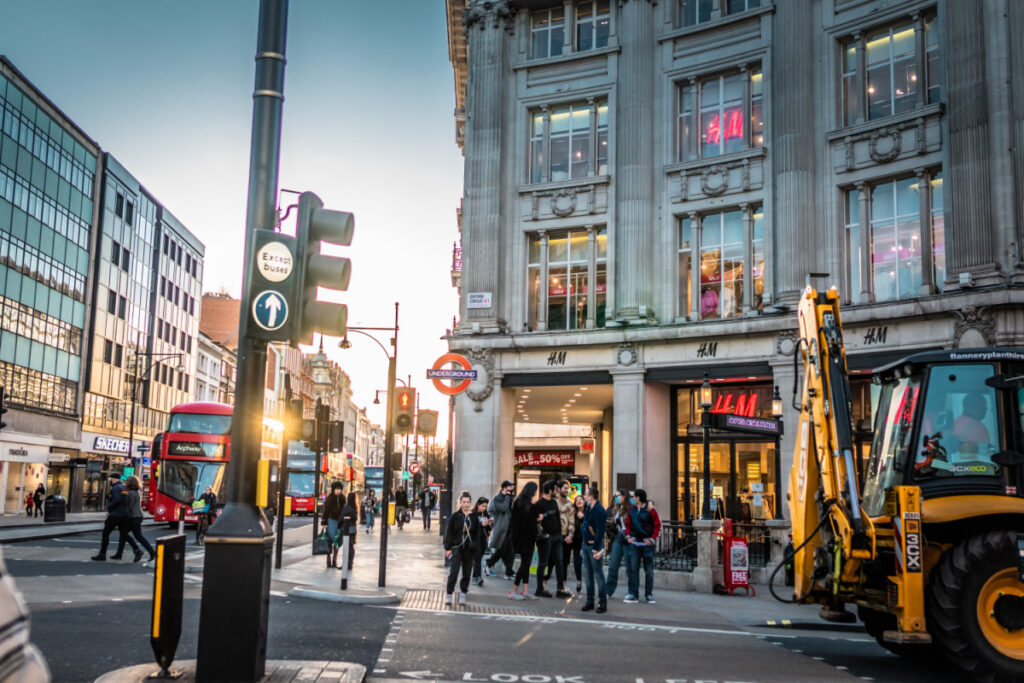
[928,531,1024,682]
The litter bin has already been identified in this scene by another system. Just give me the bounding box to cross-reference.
[43,495,66,523]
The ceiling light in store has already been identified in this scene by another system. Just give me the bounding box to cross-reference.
[580,387,588,391]
[523,389,531,393]
[569,399,576,404]
[574,393,581,397]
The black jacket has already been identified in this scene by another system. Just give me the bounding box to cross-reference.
[322,493,344,523]
[508,496,538,554]
[535,497,560,537]
[106,482,130,517]
[395,490,409,507]
[444,510,480,551]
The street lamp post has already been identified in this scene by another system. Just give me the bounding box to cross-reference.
[772,385,784,520]
[127,350,184,472]
[700,373,713,520]
[338,303,399,587]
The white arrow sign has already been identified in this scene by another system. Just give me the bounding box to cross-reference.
[252,290,288,332]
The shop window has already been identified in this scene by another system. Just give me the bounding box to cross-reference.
[576,0,610,52]
[845,170,944,303]
[679,206,764,320]
[531,7,565,59]
[530,100,608,183]
[528,227,607,331]
[840,14,941,127]
[677,67,762,161]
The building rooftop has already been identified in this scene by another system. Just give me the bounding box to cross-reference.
[200,295,240,351]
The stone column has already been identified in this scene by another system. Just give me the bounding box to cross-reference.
[454,383,514,502]
[586,226,597,329]
[856,181,872,303]
[611,369,645,490]
[689,212,701,320]
[614,0,655,322]
[741,203,753,314]
[945,0,999,285]
[538,230,549,331]
[915,168,934,295]
[460,1,514,333]
[772,0,819,303]
[770,356,798,518]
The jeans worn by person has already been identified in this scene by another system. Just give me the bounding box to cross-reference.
[604,533,627,597]
[626,542,656,601]
[543,533,565,591]
[582,549,607,610]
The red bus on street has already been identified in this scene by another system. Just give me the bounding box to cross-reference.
[148,402,231,523]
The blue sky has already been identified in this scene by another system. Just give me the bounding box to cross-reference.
[0,0,464,434]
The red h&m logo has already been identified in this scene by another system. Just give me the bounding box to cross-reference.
[710,392,758,417]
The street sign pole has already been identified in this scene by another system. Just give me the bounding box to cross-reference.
[195,0,286,679]
[378,303,399,588]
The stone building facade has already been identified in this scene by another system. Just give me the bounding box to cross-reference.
[445,0,1024,521]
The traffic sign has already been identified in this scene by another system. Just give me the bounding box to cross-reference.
[429,353,475,395]
[409,461,421,475]
[401,470,410,480]
[252,290,288,331]
[256,241,294,283]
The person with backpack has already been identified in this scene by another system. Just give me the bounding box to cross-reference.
[443,492,480,605]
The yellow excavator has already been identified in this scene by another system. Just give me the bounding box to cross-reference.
[785,285,1024,682]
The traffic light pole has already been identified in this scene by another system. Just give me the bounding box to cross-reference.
[377,303,398,587]
[196,0,286,679]
[312,397,324,545]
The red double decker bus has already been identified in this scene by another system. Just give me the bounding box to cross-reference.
[148,402,231,523]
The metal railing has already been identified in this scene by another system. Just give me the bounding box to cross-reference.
[654,521,697,572]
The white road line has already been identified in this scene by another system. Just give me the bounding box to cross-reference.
[61,601,71,604]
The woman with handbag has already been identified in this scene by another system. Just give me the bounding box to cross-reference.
[321,481,345,568]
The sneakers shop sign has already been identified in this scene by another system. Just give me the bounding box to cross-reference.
[514,449,575,468]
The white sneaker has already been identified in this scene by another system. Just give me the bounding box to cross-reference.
[525,593,539,601]
[445,594,452,605]
[508,591,525,601]
[460,592,468,603]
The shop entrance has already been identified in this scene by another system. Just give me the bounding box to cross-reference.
[674,438,778,522]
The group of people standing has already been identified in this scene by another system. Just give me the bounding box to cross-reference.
[444,480,662,613]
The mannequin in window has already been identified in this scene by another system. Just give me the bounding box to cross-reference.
[700,287,719,318]
[720,283,737,318]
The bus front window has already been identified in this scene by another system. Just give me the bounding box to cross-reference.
[168,413,231,435]
[158,461,226,504]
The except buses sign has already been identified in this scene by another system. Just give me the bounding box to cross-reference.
[427,353,477,395]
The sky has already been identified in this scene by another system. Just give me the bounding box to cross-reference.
[0,0,464,439]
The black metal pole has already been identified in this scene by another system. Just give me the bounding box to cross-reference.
[128,353,137,473]
[701,411,712,520]
[312,397,323,546]
[442,392,454,537]
[275,447,288,569]
[196,0,286,679]
[378,302,398,587]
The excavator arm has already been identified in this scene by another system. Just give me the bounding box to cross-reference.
[788,286,876,607]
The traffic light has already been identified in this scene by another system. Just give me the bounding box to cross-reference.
[287,398,303,440]
[292,191,354,346]
[300,418,317,449]
[416,409,438,437]
[0,386,7,432]
[393,387,416,435]
[329,421,344,453]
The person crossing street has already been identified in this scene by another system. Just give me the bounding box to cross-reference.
[418,486,437,530]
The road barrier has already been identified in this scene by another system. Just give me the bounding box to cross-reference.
[150,534,186,677]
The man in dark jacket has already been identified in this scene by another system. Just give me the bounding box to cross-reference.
[91,473,140,561]
[485,480,514,579]
[395,487,409,529]
[534,480,562,598]
[418,487,437,530]
[443,492,480,605]
[580,485,608,613]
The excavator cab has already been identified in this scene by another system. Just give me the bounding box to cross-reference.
[863,350,1024,520]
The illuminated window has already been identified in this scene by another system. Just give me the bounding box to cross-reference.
[530,100,608,184]
[531,7,564,59]
[677,67,762,161]
[845,171,944,303]
[528,228,607,331]
[840,15,941,126]
[576,1,610,51]
[679,207,765,320]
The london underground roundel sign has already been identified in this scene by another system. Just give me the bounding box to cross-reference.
[427,353,477,396]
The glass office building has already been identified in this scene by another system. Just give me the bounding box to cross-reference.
[0,58,101,513]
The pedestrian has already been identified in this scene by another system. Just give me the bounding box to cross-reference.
[322,481,345,568]
[581,485,608,614]
[624,488,662,604]
[91,473,141,562]
[443,492,480,605]
[546,479,575,597]
[533,480,561,598]
[32,484,45,517]
[198,485,217,530]
[338,491,358,571]
[604,488,631,598]
[484,480,515,580]
[419,486,437,530]
[470,496,492,586]
[395,487,409,530]
[363,490,377,534]
[123,476,155,562]
[507,481,539,601]
[563,492,586,593]
[23,491,33,517]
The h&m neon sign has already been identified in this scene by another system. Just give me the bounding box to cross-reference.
[705,110,743,146]
[710,391,758,417]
